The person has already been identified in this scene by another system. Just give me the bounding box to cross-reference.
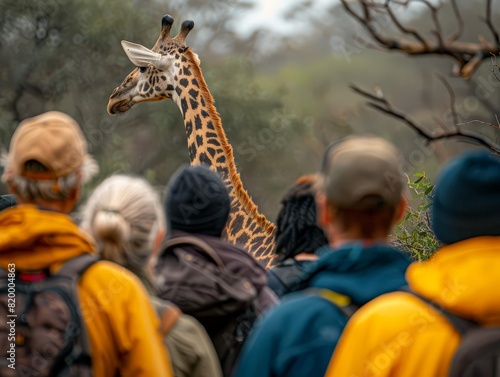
[154,164,278,377]
[267,174,328,297]
[233,135,412,377]
[0,194,16,212]
[0,111,173,377]
[80,174,223,377]
[325,150,500,377]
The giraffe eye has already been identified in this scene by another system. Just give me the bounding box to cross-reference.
[139,66,147,73]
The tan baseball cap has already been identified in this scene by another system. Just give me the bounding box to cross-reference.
[320,136,404,210]
[7,111,89,179]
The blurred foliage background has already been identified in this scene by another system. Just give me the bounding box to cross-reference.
[1,0,499,229]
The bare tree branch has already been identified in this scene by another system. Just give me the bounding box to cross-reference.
[456,118,500,130]
[341,0,500,79]
[447,0,464,43]
[385,0,428,47]
[482,0,500,46]
[436,73,458,126]
[350,84,500,154]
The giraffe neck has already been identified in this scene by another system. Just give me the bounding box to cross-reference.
[172,49,276,267]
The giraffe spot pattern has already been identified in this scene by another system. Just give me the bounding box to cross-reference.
[199,152,210,165]
[181,98,188,116]
[181,56,188,63]
[189,98,198,110]
[206,132,217,139]
[180,78,189,87]
[218,167,229,178]
[155,86,161,91]
[185,120,193,138]
[191,78,199,87]
[196,135,203,147]
[237,232,250,246]
[189,89,199,99]
[175,86,182,96]
[188,142,196,160]
[201,110,209,118]
[167,84,174,91]
[208,138,221,147]
[143,83,150,92]
[207,147,216,157]
[194,115,202,130]
[183,66,192,76]
[206,121,215,130]
[232,215,245,233]
[216,155,225,163]
[161,75,167,81]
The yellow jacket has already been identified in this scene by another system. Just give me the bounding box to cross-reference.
[0,205,173,377]
[326,236,500,377]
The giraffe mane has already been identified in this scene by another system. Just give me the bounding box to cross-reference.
[185,48,276,235]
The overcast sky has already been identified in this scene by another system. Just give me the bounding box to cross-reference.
[230,0,334,36]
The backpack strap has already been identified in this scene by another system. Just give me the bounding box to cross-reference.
[157,302,182,337]
[161,236,225,271]
[0,254,98,280]
[56,253,100,279]
[307,288,359,318]
[400,285,477,335]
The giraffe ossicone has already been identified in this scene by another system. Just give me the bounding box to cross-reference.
[107,14,277,267]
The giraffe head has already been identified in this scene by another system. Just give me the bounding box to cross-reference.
[107,14,199,115]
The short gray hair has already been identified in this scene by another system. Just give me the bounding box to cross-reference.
[1,153,98,202]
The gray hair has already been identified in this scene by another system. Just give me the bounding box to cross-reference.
[80,174,165,292]
[1,153,98,202]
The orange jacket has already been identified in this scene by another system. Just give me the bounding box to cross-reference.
[0,205,174,377]
[326,236,500,377]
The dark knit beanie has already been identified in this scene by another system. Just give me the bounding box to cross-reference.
[431,151,500,244]
[0,194,16,212]
[165,164,230,237]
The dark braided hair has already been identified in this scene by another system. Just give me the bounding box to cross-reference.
[274,174,329,262]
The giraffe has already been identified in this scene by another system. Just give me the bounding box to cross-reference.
[107,14,277,267]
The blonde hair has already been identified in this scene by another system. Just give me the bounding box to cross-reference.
[81,175,165,291]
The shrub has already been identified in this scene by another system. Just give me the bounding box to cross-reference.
[392,172,439,261]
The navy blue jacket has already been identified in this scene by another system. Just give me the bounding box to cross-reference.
[233,243,411,377]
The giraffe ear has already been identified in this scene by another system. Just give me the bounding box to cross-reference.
[120,40,172,70]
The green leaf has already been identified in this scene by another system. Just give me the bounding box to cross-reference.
[414,176,424,184]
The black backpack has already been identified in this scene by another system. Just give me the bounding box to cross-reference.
[155,235,260,377]
[403,288,500,377]
[0,254,98,377]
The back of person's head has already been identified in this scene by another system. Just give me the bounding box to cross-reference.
[1,111,98,209]
[432,150,500,244]
[81,175,165,289]
[165,164,230,237]
[274,174,328,261]
[317,135,406,239]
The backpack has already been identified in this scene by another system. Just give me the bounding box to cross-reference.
[153,299,182,337]
[402,287,500,377]
[155,235,259,377]
[308,288,359,318]
[0,254,98,377]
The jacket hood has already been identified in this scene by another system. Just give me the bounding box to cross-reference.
[408,237,500,325]
[0,205,95,271]
[306,243,411,305]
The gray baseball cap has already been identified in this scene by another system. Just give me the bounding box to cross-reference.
[319,136,404,210]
